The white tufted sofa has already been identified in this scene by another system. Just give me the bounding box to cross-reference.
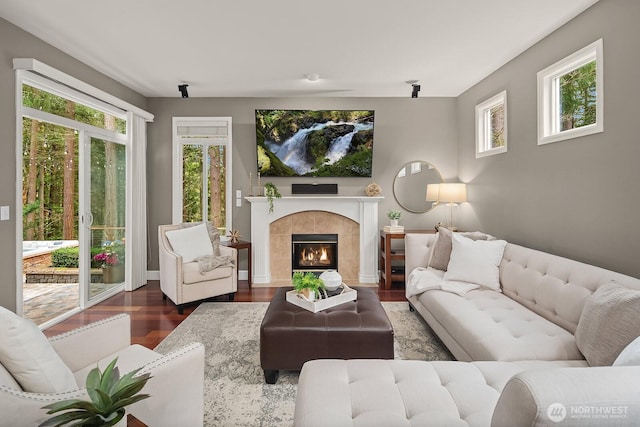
[294,234,640,426]
[404,234,640,363]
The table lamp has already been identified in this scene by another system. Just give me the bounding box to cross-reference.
[437,183,467,230]
[426,183,467,230]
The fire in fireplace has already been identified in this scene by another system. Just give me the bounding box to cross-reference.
[292,234,338,274]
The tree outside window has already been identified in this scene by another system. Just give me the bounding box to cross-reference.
[559,61,596,131]
[476,90,507,158]
[538,39,603,145]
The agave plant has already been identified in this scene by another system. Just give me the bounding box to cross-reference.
[39,358,151,427]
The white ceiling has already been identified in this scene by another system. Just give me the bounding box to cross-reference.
[0,0,599,98]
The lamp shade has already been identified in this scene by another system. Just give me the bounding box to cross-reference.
[438,183,467,203]
[426,184,440,201]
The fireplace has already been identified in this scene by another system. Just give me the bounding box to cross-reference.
[292,234,338,274]
[248,196,382,284]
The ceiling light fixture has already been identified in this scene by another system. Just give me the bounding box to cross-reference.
[178,84,189,98]
[304,73,320,82]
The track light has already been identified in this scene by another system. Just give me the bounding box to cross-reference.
[406,80,421,98]
[411,84,421,98]
[178,84,189,98]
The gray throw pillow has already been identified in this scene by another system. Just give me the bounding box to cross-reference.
[575,282,640,366]
[428,227,493,271]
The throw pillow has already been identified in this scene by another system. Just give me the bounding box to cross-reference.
[575,282,640,366]
[428,227,494,271]
[182,221,221,256]
[428,227,453,271]
[166,223,214,263]
[613,335,640,366]
[443,233,507,291]
[0,306,77,393]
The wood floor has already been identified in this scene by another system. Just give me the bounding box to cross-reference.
[44,280,408,348]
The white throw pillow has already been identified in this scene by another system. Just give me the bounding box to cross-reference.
[0,306,77,393]
[166,223,214,263]
[614,335,640,366]
[443,233,507,291]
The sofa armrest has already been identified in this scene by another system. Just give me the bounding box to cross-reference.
[405,233,437,275]
[131,342,205,427]
[491,366,640,427]
[0,385,90,426]
[218,245,237,264]
[158,226,183,302]
[48,314,131,372]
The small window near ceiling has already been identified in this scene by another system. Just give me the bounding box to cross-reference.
[475,90,507,158]
[537,39,603,145]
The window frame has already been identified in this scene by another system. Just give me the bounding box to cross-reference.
[475,90,508,158]
[537,38,603,145]
[172,117,233,233]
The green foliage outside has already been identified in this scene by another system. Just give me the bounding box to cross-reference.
[52,247,104,268]
[490,104,505,148]
[181,144,227,229]
[559,61,597,131]
[22,84,126,245]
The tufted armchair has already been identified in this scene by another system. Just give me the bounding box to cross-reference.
[0,313,204,427]
[159,223,238,314]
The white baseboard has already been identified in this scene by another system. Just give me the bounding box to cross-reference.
[146,270,160,280]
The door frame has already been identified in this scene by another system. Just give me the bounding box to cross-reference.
[15,70,129,325]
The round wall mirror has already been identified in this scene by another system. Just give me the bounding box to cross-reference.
[392,161,443,213]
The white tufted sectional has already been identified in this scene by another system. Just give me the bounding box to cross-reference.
[294,234,640,427]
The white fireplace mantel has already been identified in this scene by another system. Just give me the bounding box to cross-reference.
[246,196,383,284]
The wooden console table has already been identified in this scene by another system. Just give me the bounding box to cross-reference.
[379,229,435,289]
[220,240,252,287]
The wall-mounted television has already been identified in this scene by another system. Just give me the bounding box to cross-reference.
[255,109,375,177]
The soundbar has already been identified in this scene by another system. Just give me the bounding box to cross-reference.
[291,183,338,195]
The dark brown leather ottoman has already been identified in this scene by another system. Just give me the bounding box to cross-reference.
[260,286,394,383]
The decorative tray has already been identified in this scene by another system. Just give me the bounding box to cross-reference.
[286,284,357,313]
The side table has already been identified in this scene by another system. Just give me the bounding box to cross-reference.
[220,240,252,287]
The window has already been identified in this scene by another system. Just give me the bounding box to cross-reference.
[476,90,507,158]
[537,39,603,145]
[172,117,232,233]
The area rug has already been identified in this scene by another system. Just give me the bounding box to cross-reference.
[154,301,452,427]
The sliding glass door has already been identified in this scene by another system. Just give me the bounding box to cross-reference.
[21,118,81,324]
[19,77,128,325]
[86,135,127,302]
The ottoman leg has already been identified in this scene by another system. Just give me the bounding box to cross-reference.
[264,369,279,384]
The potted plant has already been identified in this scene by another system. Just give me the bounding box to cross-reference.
[292,271,325,301]
[39,358,151,427]
[387,210,402,227]
[93,240,125,284]
[264,182,282,214]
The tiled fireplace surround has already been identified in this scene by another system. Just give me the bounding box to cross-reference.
[247,196,382,285]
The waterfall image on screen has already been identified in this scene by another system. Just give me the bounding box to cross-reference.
[255,109,375,177]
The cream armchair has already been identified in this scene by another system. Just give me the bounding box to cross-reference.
[159,223,238,314]
[0,314,204,427]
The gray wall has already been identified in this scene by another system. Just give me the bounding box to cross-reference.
[147,97,458,270]
[0,17,147,311]
[456,0,640,277]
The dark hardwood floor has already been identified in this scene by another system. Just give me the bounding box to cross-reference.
[44,280,408,348]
